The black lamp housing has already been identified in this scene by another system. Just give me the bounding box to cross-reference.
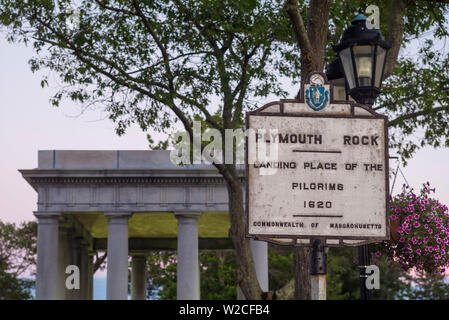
[325,58,348,101]
[333,13,391,106]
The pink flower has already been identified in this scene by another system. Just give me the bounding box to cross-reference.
[398,227,404,233]
[416,249,422,255]
[414,222,420,228]
[399,237,405,243]
[395,208,401,213]
[427,247,434,252]
[414,214,420,219]
[375,252,381,257]
[428,229,433,234]
[424,237,429,243]
[391,215,398,220]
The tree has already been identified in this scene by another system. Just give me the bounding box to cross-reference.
[0,220,37,300]
[146,245,416,300]
[146,250,237,300]
[401,269,449,300]
[284,0,448,298]
[1,0,448,299]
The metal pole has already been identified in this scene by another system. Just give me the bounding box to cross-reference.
[358,244,371,300]
[309,239,327,300]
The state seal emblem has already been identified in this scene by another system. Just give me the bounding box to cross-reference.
[306,84,329,111]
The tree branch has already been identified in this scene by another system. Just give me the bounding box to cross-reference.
[284,0,313,72]
[306,0,331,73]
[388,105,449,127]
[93,252,107,274]
[31,17,194,137]
[373,87,449,111]
[273,278,294,300]
[384,0,407,79]
[171,0,233,128]
[94,0,134,15]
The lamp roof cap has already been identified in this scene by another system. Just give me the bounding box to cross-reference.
[351,13,368,24]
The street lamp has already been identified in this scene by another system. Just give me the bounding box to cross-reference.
[333,11,391,106]
[325,58,347,101]
[329,10,392,300]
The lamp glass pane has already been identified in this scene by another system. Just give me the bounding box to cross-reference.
[374,46,386,88]
[339,48,356,89]
[353,45,374,87]
[330,78,346,100]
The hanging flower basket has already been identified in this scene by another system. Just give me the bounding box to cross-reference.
[375,183,449,274]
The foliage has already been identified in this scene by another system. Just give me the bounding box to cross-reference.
[326,0,449,162]
[146,250,237,300]
[376,40,449,163]
[0,0,300,139]
[1,1,447,160]
[1,0,449,299]
[326,246,411,300]
[375,184,449,274]
[0,220,37,300]
[268,245,294,291]
[146,251,177,300]
[144,245,418,300]
[326,247,360,300]
[401,269,449,300]
[199,251,237,300]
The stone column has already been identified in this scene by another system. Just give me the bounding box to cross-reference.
[72,238,90,300]
[87,252,94,300]
[175,212,201,300]
[237,239,269,299]
[250,239,269,292]
[57,222,69,300]
[63,227,76,300]
[34,212,60,300]
[105,213,130,300]
[131,255,147,300]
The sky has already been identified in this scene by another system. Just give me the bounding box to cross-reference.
[0,12,448,300]
[1,35,449,225]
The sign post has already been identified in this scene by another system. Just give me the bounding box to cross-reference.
[245,71,390,299]
[309,239,327,300]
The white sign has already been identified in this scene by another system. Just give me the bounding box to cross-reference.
[246,87,389,242]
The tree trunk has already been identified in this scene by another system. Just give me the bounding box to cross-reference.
[288,0,331,299]
[224,170,263,300]
[294,246,311,299]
